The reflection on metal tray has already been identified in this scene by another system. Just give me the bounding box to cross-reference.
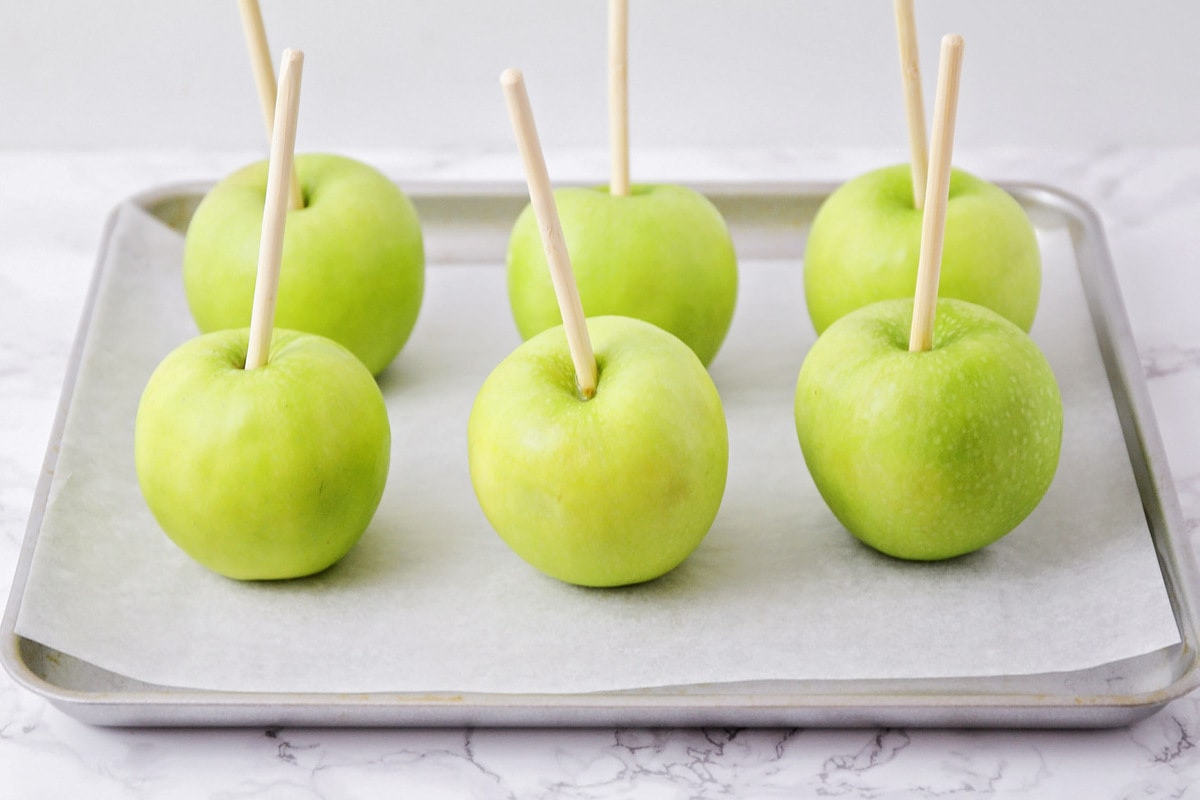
[2,181,1197,728]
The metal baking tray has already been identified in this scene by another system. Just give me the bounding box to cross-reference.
[3,180,1198,728]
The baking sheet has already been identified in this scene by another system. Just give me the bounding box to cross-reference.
[9,189,1182,696]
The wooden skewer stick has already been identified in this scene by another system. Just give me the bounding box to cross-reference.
[894,0,929,210]
[608,0,630,196]
[908,34,964,353]
[245,49,305,371]
[501,68,599,399]
[237,0,304,211]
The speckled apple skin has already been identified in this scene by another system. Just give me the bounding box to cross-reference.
[468,316,729,587]
[794,298,1062,561]
[183,153,424,376]
[804,164,1041,335]
[135,328,391,580]
[506,185,738,367]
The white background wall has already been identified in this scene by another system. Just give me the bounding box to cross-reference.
[2,1,1197,153]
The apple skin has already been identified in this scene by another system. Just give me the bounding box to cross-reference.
[804,164,1041,335]
[794,298,1062,561]
[506,185,738,366]
[134,328,391,580]
[183,153,424,376]
[467,315,729,587]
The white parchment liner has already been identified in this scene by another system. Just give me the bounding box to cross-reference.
[15,199,1180,694]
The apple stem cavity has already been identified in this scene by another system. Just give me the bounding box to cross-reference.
[245,48,305,371]
[893,0,929,211]
[237,0,305,211]
[609,0,630,197]
[908,33,964,353]
[500,68,599,399]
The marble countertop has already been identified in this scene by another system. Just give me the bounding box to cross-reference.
[1,147,1198,797]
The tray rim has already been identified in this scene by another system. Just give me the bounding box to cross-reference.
[4,178,1198,729]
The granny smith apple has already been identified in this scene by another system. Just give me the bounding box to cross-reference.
[468,315,728,587]
[794,297,1062,561]
[506,185,738,366]
[183,153,424,376]
[135,328,391,580]
[804,164,1041,334]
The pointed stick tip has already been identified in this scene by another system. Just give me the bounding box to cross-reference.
[500,68,523,88]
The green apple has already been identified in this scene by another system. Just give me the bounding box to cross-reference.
[804,164,1041,335]
[506,185,738,366]
[134,328,391,580]
[794,297,1062,561]
[183,153,424,376]
[468,315,728,587]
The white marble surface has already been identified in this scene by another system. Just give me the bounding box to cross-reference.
[2,147,1198,796]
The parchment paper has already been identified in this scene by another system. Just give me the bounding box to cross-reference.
[15,199,1180,694]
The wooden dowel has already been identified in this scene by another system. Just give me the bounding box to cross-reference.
[500,68,599,399]
[237,0,304,211]
[909,34,964,353]
[608,0,630,196]
[894,0,928,210]
[245,49,305,370]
